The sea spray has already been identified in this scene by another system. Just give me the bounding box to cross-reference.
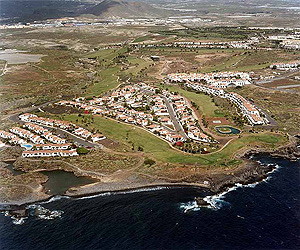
[11,216,27,225]
[1,211,28,225]
[3,204,64,225]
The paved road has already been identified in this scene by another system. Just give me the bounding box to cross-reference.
[255,69,300,85]
[251,70,300,126]
[276,84,300,89]
[140,88,187,137]
[252,102,277,128]
[253,69,300,94]
[161,96,187,138]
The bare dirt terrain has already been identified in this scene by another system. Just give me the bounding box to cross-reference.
[195,53,230,67]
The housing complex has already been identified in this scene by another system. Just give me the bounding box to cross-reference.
[0,113,106,158]
[268,35,300,50]
[19,113,105,143]
[136,38,259,50]
[270,61,300,70]
[172,39,259,49]
[2,78,265,158]
[167,71,252,88]
[57,83,211,144]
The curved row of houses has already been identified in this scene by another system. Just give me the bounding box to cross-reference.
[184,82,265,125]
[19,113,105,143]
[167,71,251,88]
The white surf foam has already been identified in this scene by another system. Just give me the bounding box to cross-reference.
[11,216,27,225]
[77,186,171,200]
[41,195,70,204]
[179,200,201,213]
[27,204,64,220]
[1,211,28,225]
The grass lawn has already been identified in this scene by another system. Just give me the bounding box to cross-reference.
[85,66,120,97]
[165,85,222,118]
[87,47,128,67]
[133,35,155,43]
[62,114,288,167]
[124,56,153,75]
[85,49,152,97]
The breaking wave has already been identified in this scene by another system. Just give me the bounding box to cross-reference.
[27,204,64,220]
[77,186,172,200]
[40,195,70,204]
[179,200,201,213]
[1,211,28,225]
[3,204,64,226]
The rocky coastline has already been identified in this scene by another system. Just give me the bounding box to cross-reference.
[0,136,299,216]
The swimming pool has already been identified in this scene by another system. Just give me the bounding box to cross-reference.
[21,144,33,150]
[215,126,241,135]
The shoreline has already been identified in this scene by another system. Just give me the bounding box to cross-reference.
[0,153,290,213]
[0,183,211,212]
[0,136,299,213]
[0,158,283,220]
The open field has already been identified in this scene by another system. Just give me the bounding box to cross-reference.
[234,85,300,135]
[84,48,154,97]
[142,47,300,79]
[0,48,91,114]
[124,56,153,76]
[87,48,128,66]
[1,26,157,51]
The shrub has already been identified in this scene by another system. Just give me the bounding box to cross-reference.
[76,147,89,155]
[144,158,155,166]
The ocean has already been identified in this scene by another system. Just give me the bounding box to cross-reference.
[0,155,299,250]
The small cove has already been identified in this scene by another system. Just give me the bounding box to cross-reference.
[41,170,96,195]
[4,162,96,195]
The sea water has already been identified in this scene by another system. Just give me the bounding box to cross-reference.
[0,156,299,250]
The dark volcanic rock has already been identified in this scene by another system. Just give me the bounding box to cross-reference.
[195,197,209,206]
[208,160,274,193]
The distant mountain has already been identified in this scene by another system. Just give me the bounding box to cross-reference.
[0,0,171,23]
[0,0,88,23]
[82,0,168,18]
